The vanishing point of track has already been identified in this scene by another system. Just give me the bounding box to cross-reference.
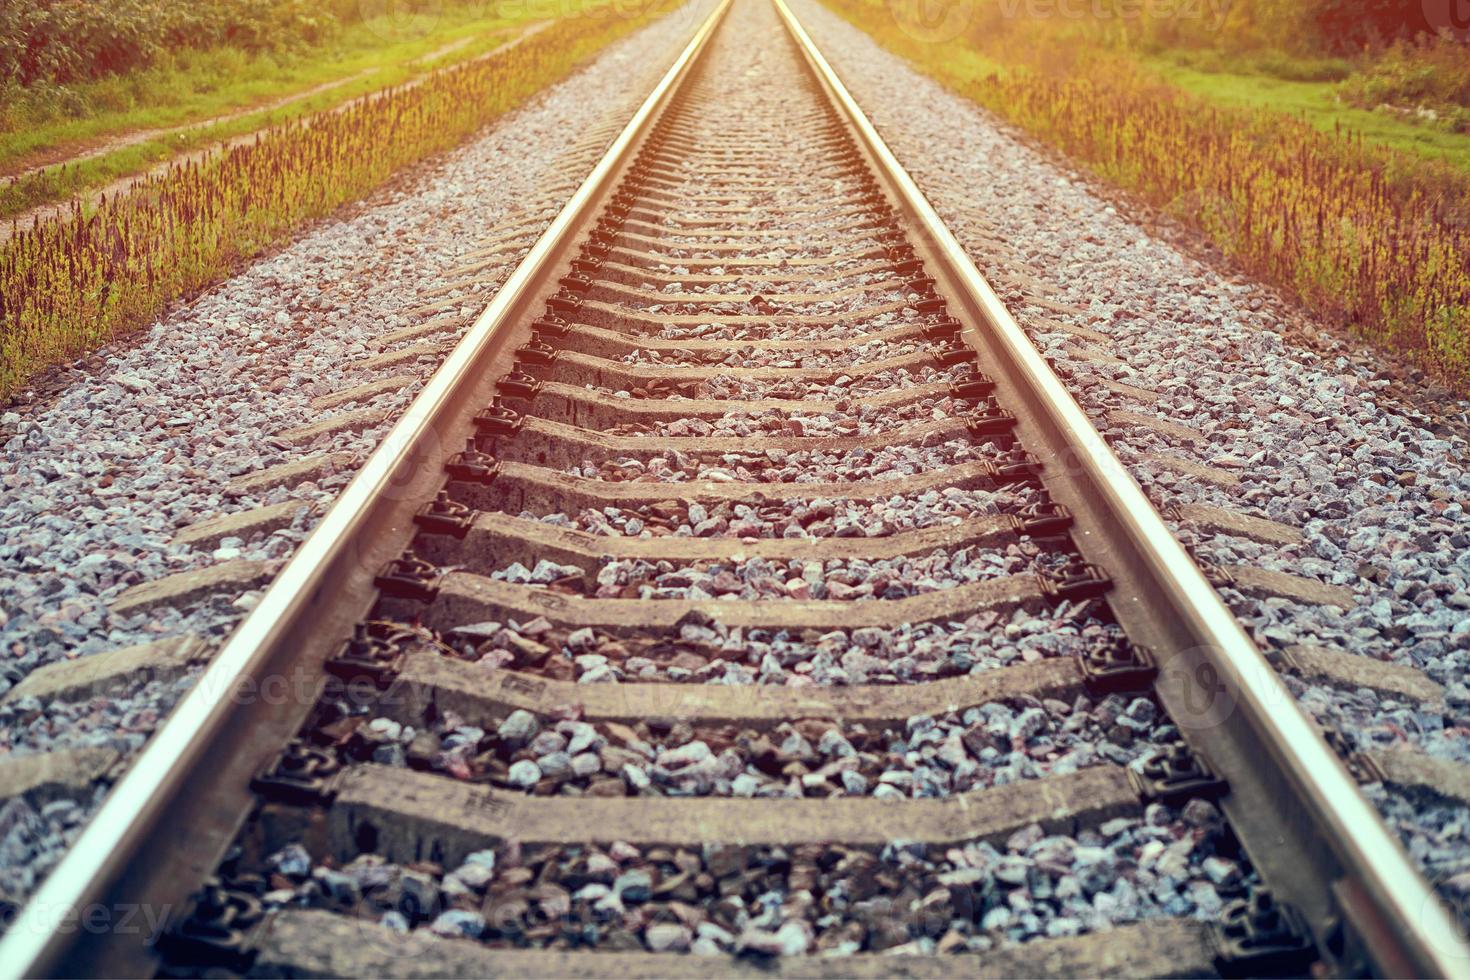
[3,0,1465,976]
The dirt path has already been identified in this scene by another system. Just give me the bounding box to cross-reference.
[412,36,476,65]
[2,70,379,183]
[1,20,550,243]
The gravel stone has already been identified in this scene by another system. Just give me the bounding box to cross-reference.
[790,0,1470,893]
[0,2,708,905]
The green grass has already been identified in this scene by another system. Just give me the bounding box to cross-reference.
[820,0,1470,392]
[2,0,678,398]
[1146,58,1470,172]
[1150,47,1354,83]
[0,3,570,220]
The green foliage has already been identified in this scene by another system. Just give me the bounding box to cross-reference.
[1230,51,1354,84]
[956,0,1464,90]
[1340,33,1470,128]
[828,0,1470,390]
[0,1,675,397]
[0,0,355,88]
[1310,0,1439,54]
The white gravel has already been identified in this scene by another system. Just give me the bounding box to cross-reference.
[12,0,1458,942]
[788,0,1470,882]
[222,0,1260,956]
[0,1,707,902]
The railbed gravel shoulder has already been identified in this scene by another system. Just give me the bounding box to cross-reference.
[262,802,1255,955]
[230,0,1265,962]
[432,612,1123,687]
[0,1,709,904]
[787,0,1470,898]
[354,692,1176,799]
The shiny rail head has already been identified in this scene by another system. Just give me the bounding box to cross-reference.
[0,2,734,977]
[768,0,1470,975]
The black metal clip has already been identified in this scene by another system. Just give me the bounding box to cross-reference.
[414,490,475,538]
[1129,743,1228,805]
[445,439,500,484]
[558,273,594,294]
[966,401,1019,437]
[515,340,558,366]
[251,739,343,806]
[326,621,418,689]
[584,237,613,259]
[937,344,975,368]
[533,315,572,342]
[1213,891,1316,979]
[1039,559,1112,603]
[546,290,582,314]
[922,317,962,340]
[375,553,441,602]
[473,403,523,436]
[950,376,996,400]
[876,229,906,246]
[496,371,541,400]
[1184,543,1236,588]
[157,879,266,973]
[1017,501,1074,537]
[569,258,603,279]
[1078,636,1158,695]
[1157,502,1185,523]
[993,447,1042,480]
[905,276,937,296]
[912,296,948,314]
[891,256,924,277]
[1319,725,1382,784]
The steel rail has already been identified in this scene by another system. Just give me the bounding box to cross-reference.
[771,0,1470,975]
[0,1,732,975]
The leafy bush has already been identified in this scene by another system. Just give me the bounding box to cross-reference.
[826,0,1470,389]
[1242,50,1354,83]
[0,0,342,88]
[1311,0,1438,54]
[1154,48,1353,83]
[1340,33,1470,127]
[0,0,677,396]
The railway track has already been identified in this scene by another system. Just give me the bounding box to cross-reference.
[3,0,1466,975]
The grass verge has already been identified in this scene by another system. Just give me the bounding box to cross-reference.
[820,0,1470,393]
[1147,58,1470,173]
[0,0,681,400]
[0,4,570,219]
